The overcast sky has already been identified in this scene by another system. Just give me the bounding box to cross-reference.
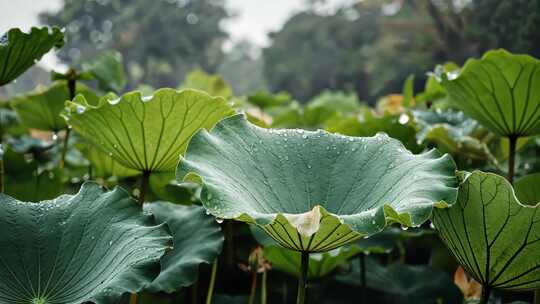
[0,0,351,68]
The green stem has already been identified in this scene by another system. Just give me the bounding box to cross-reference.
[360,253,366,303]
[192,281,198,304]
[0,153,4,193]
[261,271,268,304]
[59,128,71,170]
[138,170,150,205]
[480,285,490,304]
[225,220,234,267]
[60,69,77,171]
[206,260,218,304]
[534,290,540,304]
[129,293,137,304]
[296,251,310,304]
[248,271,258,304]
[261,271,267,304]
[507,135,517,184]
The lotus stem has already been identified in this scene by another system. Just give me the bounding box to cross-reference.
[507,135,517,183]
[129,294,137,304]
[261,271,267,304]
[206,259,218,304]
[480,285,490,304]
[225,220,235,267]
[59,128,70,170]
[0,154,4,193]
[534,290,540,304]
[248,271,258,304]
[192,281,198,304]
[60,69,77,171]
[296,251,310,304]
[138,170,150,204]
[359,253,366,303]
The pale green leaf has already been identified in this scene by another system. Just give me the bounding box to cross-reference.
[11,81,99,131]
[64,88,235,172]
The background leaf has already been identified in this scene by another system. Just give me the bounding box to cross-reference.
[144,202,223,293]
[0,27,64,86]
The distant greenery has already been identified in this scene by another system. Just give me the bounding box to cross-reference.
[40,0,229,88]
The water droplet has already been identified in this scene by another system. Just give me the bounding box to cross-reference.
[302,134,308,139]
[307,164,312,169]
[401,226,409,231]
[76,105,86,114]
[398,113,409,125]
[215,218,224,224]
[109,240,113,246]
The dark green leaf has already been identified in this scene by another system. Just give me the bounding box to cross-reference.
[144,202,223,293]
[336,257,463,304]
[440,49,540,137]
[178,114,457,252]
[514,173,540,206]
[433,171,540,291]
[0,182,171,304]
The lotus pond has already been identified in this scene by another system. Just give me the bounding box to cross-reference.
[0,27,540,304]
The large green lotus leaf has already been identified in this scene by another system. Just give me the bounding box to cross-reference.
[0,183,172,304]
[336,257,463,304]
[177,114,457,252]
[82,51,127,93]
[433,171,540,291]
[64,88,235,172]
[325,110,423,154]
[265,245,361,279]
[11,81,99,131]
[144,202,223,293]
[0,27,64,86]
[440,49,540,137]
[514,173,540,206]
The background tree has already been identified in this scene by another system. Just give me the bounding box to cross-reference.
[40,0,230,89]
[218,40,267,95]
[262,3,380,102]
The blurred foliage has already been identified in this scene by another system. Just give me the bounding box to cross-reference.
[40,0,229,89]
